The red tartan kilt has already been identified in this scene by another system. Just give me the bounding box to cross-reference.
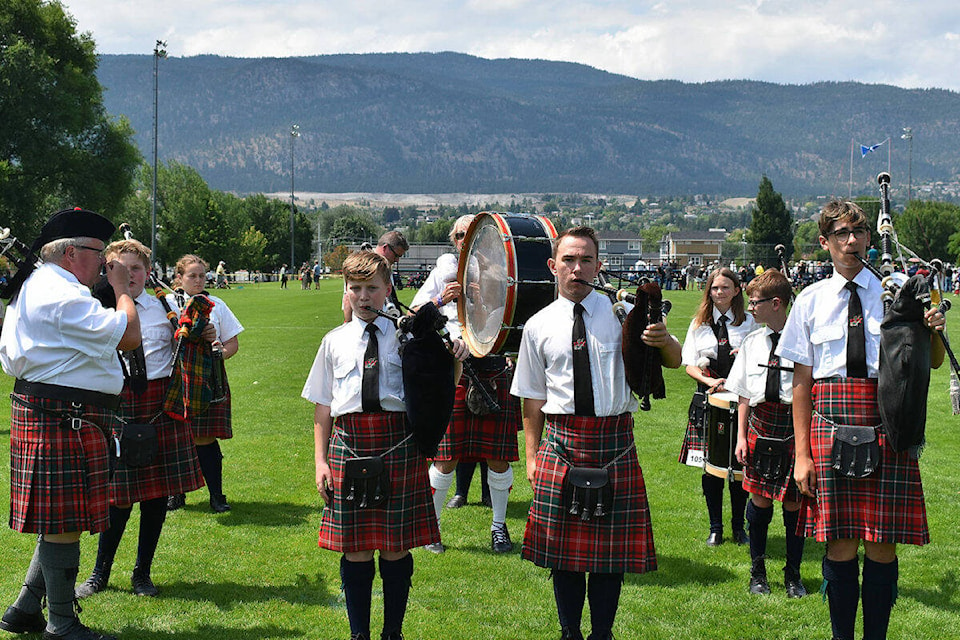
[677,416,707,465]
[522,413,657,574]
[110,378,204,505]
[319,412,440,552]
[742,401,800,503]
[434,367,521,463]
[8,394,114,534]
[189,379,233,439]
[797,378,928,545]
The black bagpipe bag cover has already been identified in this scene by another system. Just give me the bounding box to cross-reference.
[402,303,456,457]
[622,282,666,399]
[878,274,931,452]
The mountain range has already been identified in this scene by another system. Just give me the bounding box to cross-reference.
[95,52,960,198]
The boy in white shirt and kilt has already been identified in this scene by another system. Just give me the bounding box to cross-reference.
[303,251,461,640]
[727,269,806,598]
[779,200,945,640]
[1,209,141,640]
[511,227,681,640]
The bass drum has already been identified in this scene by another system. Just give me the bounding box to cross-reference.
[457,212,558,357]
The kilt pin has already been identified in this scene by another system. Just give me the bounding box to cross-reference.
[522,412,657,574]
[110,377,204,505]
[742,400,800,503]
[8,394,115,535]
[435,365,521,463]
[798,377,928,546]
[319,411,440,552]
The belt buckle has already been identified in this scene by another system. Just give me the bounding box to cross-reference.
[69,402,85,431]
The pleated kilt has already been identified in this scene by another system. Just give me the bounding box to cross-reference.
[742,401,800,503]
[190,378,233,439]
[522,413,657,574]
[8,394,115,534]
[797,377,928,546]
[434,364,521,463]
[110,378,204,505]
[678,382,711,466]
[319,411,440,553]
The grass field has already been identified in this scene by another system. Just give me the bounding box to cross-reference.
[2,278,959,640]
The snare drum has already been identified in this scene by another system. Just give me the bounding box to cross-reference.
[458,212,558,357]
[704,391,743,481]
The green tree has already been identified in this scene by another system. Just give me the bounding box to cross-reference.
[749,175,794,268]
[0,0,140,236]
[329,212,380,244]
[894,200,960,262]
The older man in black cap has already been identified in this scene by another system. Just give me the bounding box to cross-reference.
[0,208,140,640]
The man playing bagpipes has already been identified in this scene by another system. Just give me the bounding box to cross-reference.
[727,269,807,598]
[511,227,681,640]
[303,251,468,640]
[779,200,946,640]
[77,239,204,599]
[0,209,140,640]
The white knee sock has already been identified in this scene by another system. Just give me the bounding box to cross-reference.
[487,466,514,527]
[428,465,455,523]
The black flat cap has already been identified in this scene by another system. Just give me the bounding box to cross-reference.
[30,207,115,251]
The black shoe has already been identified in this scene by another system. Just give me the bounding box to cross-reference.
[349,634,369,640]
[706,532,723,546]
[380,632,403,640]
[422,541,445,554]
[560,628,585,640]
[166,493,186,511]
[75,570,110,599]
[210,494,231,513]
[732,529,750,545]
[445,494,467,509]
[42,620,117,640]
[749,556,770,595]
[784,566,808,599]
[131,570,159,597]
[0,605,46,634]
[491,523,513,553]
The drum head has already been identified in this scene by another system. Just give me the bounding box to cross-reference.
[707,390,739,409]
[458,214,513,357]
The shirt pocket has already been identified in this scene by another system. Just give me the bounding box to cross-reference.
[333,356,361,399]
[810,323,845,373]
[383,352,403,394]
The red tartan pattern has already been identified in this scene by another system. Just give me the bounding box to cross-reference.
[521,413,657,574]
[189,379,233,440]
[742,401,800,503]
[677,415,707,464]
[319,412,440,552]
[796,378,929,545]
[434,367,521,463]
[109,378,204,505]
[8,394,114,534]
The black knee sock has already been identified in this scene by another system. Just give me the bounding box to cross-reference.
[702,474,724,533]
[862,556,898,640]
[197,441,224,498]
[479,461,491,503]
[38,539,81,635]
[454,462,476,498]
[782,508,805,573]
[341,557,375,638]
[729,481,748,532]
[552,570,586,635]
[822,556,860,640]
[135,497,168,576]
[12,542,46,614]
[92,505,133,579]
[379,554,414,638]
[586,572,623,639]
[746,501,773,560]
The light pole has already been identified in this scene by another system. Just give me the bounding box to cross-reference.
[901,127,913,202]
[289,124,300,269]
[151,40,167,264]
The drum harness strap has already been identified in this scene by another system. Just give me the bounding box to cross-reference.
[11,394,105,434]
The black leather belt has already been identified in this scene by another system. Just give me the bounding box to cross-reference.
[13,380,121,411]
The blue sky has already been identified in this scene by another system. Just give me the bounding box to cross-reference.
[63,0,960,91]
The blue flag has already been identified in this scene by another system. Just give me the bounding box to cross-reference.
[860,141,885,158]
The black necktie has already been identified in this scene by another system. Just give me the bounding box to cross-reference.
[572,302,595,416]
[361,323,382,412]
[764,331,781,403]
[715,314,731,377]
[845,281,868,378]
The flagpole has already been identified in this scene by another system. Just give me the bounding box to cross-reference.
[887,136,892,176]
[849,138,854,199]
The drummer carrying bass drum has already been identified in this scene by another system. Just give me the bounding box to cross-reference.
[680,268,757,546]
[415,215,522,554]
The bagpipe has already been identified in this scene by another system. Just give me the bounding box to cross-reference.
[0,227,42,302]
[855,173,960,451]
[575,272,673,411]
[361,300,500,458]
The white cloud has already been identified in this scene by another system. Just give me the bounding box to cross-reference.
[60,0,960,90]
